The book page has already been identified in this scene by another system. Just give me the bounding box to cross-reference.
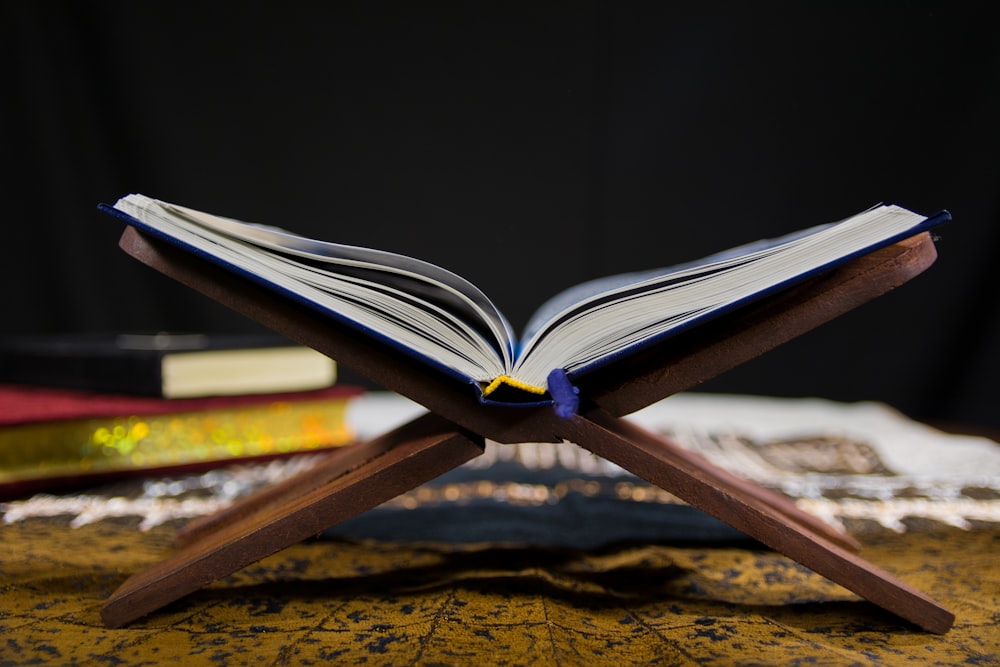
[159,198,516,362]
[510,206,940,388]
[519,223,833,344]
[112,195,512,384]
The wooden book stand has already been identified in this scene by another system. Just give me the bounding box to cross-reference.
[102,227,954,634]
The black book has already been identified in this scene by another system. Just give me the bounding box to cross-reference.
[0,332,337,398]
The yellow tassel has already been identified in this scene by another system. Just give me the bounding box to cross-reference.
[481,375,547,397]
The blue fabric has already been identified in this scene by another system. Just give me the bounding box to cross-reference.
[547,368,580,418]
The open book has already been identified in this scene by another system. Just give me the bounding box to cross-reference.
[100,195,949,408]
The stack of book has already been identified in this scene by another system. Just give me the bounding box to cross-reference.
[0,333,360,499]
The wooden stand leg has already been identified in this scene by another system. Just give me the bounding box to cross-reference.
[101,414,484,628]
[175,412,451,547]
[102,408,954,632]
[567,410,955,635]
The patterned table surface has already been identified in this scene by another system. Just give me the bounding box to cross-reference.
[2,517,998,666]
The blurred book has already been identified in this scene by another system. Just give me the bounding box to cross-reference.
[0,383,362,499]
[0,332,338,398]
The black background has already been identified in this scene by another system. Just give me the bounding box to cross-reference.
[3,2,997,431]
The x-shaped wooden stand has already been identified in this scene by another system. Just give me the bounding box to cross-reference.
[101,227,953,634]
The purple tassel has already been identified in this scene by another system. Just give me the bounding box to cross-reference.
[547,368,579,419]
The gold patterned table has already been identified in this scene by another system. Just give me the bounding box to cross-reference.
[2,515,997,665]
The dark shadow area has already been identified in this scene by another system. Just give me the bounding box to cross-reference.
[3,3,997,431]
